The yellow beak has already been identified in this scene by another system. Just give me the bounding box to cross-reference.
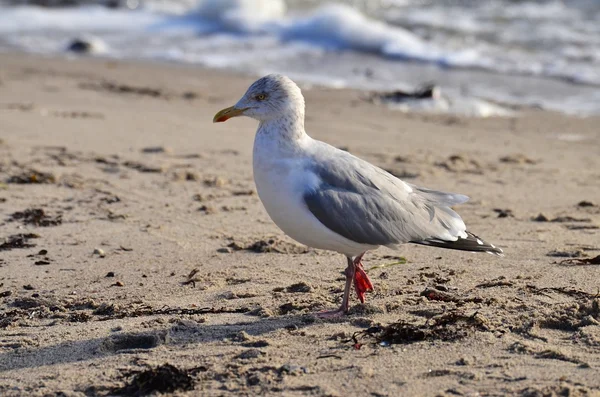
[213,106,248,123]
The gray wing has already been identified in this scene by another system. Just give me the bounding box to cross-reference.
[303,144,470,248]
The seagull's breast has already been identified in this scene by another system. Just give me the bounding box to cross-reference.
[252,136,372,256]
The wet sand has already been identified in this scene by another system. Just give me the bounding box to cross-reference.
[1,53,600,396]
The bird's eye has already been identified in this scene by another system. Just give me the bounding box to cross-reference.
[255,94,267,101]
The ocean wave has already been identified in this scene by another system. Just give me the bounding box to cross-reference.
[0,1,599,114]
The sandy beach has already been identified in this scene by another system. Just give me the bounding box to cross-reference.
[1,52,600,396]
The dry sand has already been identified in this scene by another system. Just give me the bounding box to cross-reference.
[1,53,600,396]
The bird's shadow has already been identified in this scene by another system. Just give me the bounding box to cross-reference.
[0,314,340,373]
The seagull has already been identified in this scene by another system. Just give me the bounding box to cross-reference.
[213,74,503,316]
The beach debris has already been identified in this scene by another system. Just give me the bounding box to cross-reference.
[122,161,164,173]
[366,256,407,273]
[79,80,199,101]
[435,154,483,174]
[109,364,196,395]
[182,91,198,100]
[105,272,115,277]
[558,255,600,266]
[227,238,309,254]
[578,201,596,207]
[93,248,106,258]
[551,216,591,223]
[499,154,538,165]
[182,268,200,287]
[0,233,39,251]
[7,168,55,184]
[8,208,62,227]
[232,189,255,196]
[565,225,599,230]
[532,214,591,223]
[141,146,171,154]
[493,208,514,218]
[66,37,106,54]
[370,83,441,103]
[350,310,492,346]
[80,80,164,98]
[547,250,583,258]
[368,83,513,117]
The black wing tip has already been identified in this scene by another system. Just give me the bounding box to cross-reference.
[413,231,504,256]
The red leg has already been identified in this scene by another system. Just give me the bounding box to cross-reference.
[352,252,373,303]
[315,253,374,318]
[316,257,355,318]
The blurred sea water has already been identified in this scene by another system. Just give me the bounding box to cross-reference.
[1,0,599,115]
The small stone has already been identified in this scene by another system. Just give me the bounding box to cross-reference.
[66,37,106,54]
[105,271,115,277]
[23,284,34,290]
[217,247,232,253]
[112,281,124,287]
[93,248,106,258]
[532,213,549,222]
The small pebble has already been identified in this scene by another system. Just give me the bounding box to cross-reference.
[93,248,106,258]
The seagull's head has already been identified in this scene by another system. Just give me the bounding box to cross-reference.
[213,74,305,123]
